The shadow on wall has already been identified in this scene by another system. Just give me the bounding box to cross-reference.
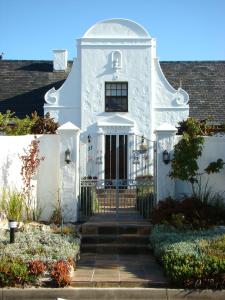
[0,81,65,118]
[97,53,116,78]
[1,155,13,187]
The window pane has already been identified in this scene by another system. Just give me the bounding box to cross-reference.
[122,90,127,96]
[105,82,128,112]
[111,89,117,96]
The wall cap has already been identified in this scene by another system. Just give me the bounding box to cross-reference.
[58,122,80,132]
[155,123,178,134]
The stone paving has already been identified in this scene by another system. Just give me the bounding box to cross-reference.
[72,253,169,287]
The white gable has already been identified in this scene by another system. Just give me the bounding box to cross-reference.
[83,19,150,38]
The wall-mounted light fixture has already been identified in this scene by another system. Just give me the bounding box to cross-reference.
[65,149,71,164]
[88,134,91,144]
[163,150,170,164]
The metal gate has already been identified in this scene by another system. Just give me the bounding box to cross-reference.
[79,134,156,221]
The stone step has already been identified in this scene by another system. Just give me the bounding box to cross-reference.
[82,234,149,244]
[81,243,150,254]
[82,223,152,235]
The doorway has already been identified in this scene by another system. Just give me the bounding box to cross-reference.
[105,135,127,180]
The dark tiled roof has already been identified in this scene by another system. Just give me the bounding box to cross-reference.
[0,60,225,122]
[0,60,71,118]
[160,61,225,123]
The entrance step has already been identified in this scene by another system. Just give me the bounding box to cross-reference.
[82,234,149,244]
[82,222,152,235]
[81,222,152,254]
[75,221,169,288]
[81,243,150,254]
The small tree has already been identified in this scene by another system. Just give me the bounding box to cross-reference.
[170,118,225,197]
[19,137,44,220]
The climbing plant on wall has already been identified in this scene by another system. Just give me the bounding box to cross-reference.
[170,117,225,196]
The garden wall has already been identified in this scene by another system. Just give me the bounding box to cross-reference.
[156,126,225,203]
[175,136,225,198]
[0,122,80,222]
[0,135,59,221]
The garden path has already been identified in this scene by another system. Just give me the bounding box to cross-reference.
[72,218,169,287]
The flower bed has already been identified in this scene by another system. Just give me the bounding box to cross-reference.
[0,226,80,287]
[150,225,225,288]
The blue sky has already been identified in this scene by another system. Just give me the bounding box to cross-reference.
[0,0,225,61]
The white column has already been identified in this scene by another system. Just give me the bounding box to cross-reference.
[155,123,177,203]
[97,128,105,180]
[128,129,136,180]
[58,122,80,222]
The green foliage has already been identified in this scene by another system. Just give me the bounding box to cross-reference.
[150,225,225,288]
[151,196,225,229]
[30,112,59,134]
[0,228,80,264]
[80,186,99,217]
[0,111,58,136]
[0,256,36,287]
[0,189,24,221]
[136,184,154,219]
[0,227,80,287]
[170,117,225,193]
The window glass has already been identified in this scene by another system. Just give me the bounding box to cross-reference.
[105,82,128,112]
[111,90,117,96]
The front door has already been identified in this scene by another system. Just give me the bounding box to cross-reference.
[105,135,127,180]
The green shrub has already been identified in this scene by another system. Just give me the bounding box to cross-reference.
[0,189,24,221]
[136,185,154,219]
[0,111,58,135]
[0,228,80,264]
[150,225,225,288]
[0,257,32,287]
[80,186,98,217]
[151,196,225,229]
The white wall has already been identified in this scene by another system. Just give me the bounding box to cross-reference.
[156,131,225,202]
[44,18,189,141]
[175,136,225,198]
[0,135,59,221]
[0,128,80,222]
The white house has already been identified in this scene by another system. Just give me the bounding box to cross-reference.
[1,19,225,222]
[44,19,189,182]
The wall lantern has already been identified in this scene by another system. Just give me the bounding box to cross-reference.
[65,149,71,164]
[163,150,170,164]
[88,134,91,144]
